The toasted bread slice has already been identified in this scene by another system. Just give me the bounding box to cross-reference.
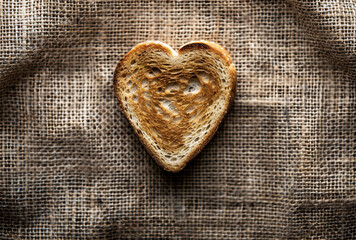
[113,41,237,172]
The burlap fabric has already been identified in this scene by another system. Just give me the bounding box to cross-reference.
[1,0,355,239]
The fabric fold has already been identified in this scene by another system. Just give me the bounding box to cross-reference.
[0,1,98,91]
[286,0,356,75]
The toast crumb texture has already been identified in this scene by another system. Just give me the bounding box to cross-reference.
[113,41,237,172]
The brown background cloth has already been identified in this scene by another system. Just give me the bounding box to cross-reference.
[1,0,355,239]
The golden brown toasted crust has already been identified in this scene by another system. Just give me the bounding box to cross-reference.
[179,40,233,66]
[113,41,237,172]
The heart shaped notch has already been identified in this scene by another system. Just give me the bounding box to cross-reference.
[113,41,237,172]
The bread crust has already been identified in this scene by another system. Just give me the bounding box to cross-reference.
[113,41,237,172]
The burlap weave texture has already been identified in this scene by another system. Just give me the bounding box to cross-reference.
[0,0,355,239]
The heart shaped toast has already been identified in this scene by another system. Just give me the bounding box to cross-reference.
[113,41,237,172]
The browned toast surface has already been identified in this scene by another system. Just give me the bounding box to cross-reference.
[113,41,237,172]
